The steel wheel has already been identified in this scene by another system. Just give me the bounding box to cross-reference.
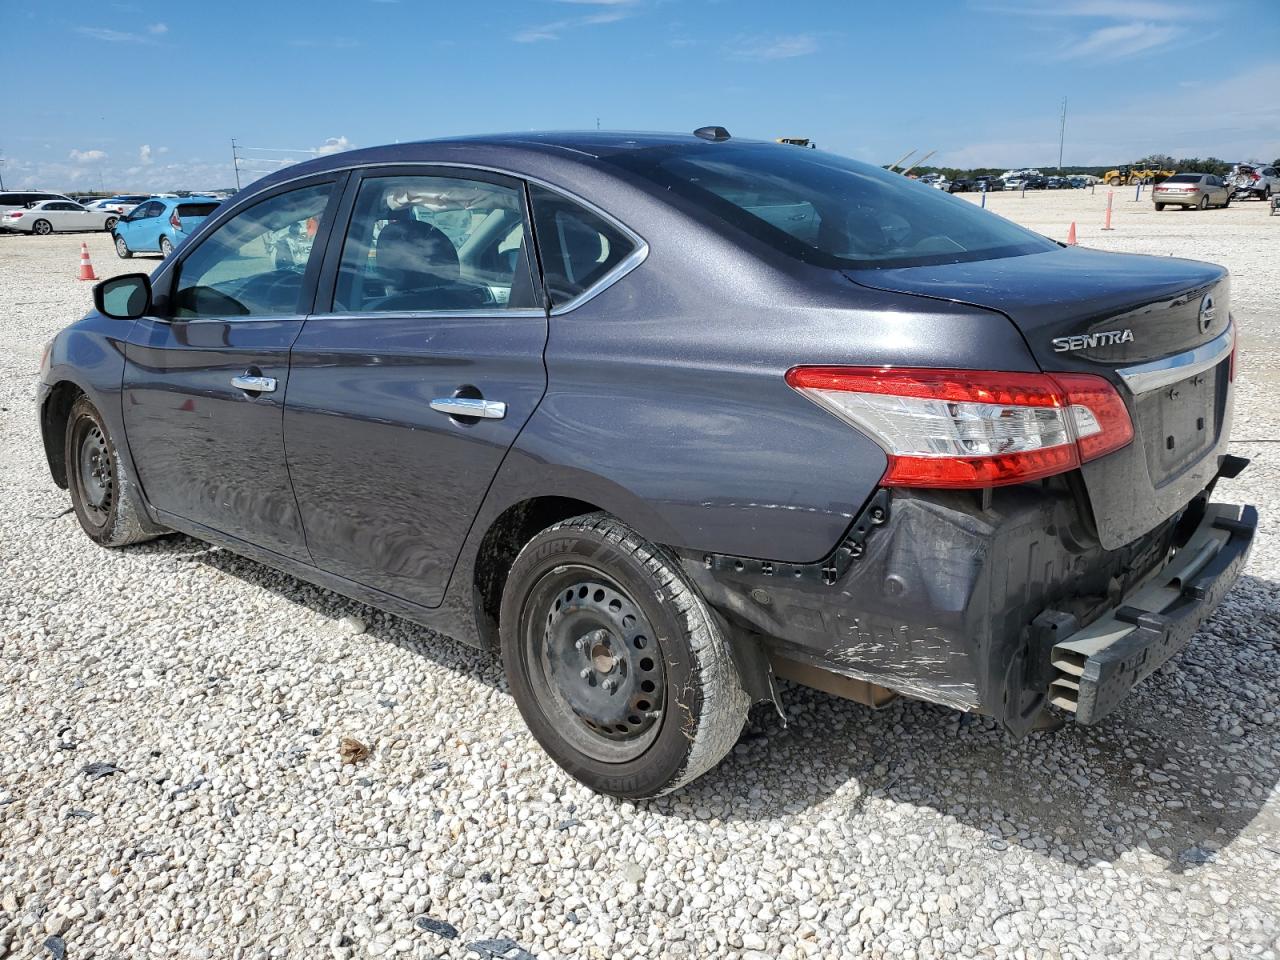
[524,566,666,763]
[74,419,114,530]
[32,219,52,235]
[104,216,118,231]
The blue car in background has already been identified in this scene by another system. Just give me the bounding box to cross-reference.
[112,196,220,259]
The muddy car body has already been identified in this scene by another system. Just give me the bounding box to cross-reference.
[38,131,1255,798]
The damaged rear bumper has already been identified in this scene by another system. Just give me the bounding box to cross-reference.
[1047,501,1256,724]
[687,460,1255,735]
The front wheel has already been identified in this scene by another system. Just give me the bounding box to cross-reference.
[113,234,132,259]
[500,513,749,799]
[65,396,167,547]
[159,236,174,258]
[32,219,52,235]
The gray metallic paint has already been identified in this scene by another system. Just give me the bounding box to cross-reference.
[36,133,1249,722]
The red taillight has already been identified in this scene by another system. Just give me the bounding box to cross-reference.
[1250,172,1260,181]
[169,211,182,230]
[785,366,1134,489]
[6,211,23,219]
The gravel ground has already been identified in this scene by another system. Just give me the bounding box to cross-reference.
[1,193,1278,960]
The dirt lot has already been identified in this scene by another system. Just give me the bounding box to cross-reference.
[1,192,1278,960]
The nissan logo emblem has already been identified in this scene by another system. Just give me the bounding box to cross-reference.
[1198,294,1216,334]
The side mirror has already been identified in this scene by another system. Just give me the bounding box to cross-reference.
[93,273,152,320]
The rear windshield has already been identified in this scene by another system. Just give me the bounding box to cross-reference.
[1163,174,1203,183]
[177,203,219,217]
[602,142,1057,269]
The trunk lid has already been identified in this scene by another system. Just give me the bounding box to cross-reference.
[844,247,1234,549]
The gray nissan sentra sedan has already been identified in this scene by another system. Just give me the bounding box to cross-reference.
[38,129,1255,798]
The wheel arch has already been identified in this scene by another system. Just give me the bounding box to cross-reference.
[40,379,87,488]
[469,495,616,652]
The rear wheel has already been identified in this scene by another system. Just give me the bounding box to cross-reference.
[1155,203,1166,211]
[1264,186,1273,201]
[159,236,174,258]
[114,234,132,259]
[500,513,749,799]
[32,219,52,235]
[104,216,118,231]
[1198,194,1209,210]
[64,396,167,547]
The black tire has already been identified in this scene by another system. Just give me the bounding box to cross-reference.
[159,236,174,258]
[1155,203,1165,211]
[32,219,52,236]
[1222,195,1230,208]
[114,233,132,259]
[104,216,118,231]
[1264,186,1272,201]
[1197,194,1209,210]
[500,513,749,799]
[64,396,168,547]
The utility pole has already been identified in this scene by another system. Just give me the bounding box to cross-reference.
[231,138,242,190]
[0,153,6,191]
[1058,97,1067,172]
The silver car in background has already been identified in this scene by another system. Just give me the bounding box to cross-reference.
[1228,163,1278,201]
[1152,173,1231,211]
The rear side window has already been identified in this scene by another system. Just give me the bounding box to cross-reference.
[529,185,637,306]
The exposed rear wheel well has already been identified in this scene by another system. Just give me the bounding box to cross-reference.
[41,382,85,488]
[472,496,604,650]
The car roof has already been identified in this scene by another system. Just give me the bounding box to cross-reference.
[248,130,777,190]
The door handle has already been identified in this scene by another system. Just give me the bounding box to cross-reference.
[429,397,506,420]
[231,374,277,393]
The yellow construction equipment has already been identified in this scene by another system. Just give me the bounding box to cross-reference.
[1103,161,1175,186]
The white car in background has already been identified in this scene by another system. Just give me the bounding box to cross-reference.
[1,199,119,235]
[88,194,151,216]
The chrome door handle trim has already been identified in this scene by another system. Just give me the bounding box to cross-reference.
[231,375,277,393]
[429,397,507,420]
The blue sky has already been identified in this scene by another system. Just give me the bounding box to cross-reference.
[3,0,1278,191]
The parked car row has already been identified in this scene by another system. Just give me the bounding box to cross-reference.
[928,174,1090,193]
[0,189,220,249]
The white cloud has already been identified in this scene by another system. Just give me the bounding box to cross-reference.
[1055,21,1184,61]
[75,25,153,43]
[69,149,107,163]
[726,33,818,61]
[147,22,167,34]
[314,136,354,156]
[514,8,631,42]
[139,144,153,164]
[978,0,1210,18]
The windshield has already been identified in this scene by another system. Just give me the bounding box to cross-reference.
[603,142,1056,269]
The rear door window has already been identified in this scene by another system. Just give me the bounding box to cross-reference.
[528,185,638,307]
[333,174,538,313]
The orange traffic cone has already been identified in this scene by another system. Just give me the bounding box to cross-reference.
[1066,222,1078,246]
[78,242,98,281]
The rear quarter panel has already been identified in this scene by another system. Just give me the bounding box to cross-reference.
[479,180,1042,565]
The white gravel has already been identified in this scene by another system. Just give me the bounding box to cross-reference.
[2,199,1278,960]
